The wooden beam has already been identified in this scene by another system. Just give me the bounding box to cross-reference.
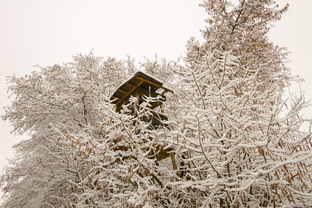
[117,88,128,94]
[126,82,135,87]
[135,76,173,93]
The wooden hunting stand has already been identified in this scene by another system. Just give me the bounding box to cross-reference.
[110,71,177,166]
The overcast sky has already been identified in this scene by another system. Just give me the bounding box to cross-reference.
[0,0,312,177]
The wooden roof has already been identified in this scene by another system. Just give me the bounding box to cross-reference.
[111,71,172,108]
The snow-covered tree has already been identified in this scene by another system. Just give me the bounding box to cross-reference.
[2,0,312,208]
[169,0,312,207]
[0,55,130,207]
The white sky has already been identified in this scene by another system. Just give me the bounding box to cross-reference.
[0,0,311,177]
